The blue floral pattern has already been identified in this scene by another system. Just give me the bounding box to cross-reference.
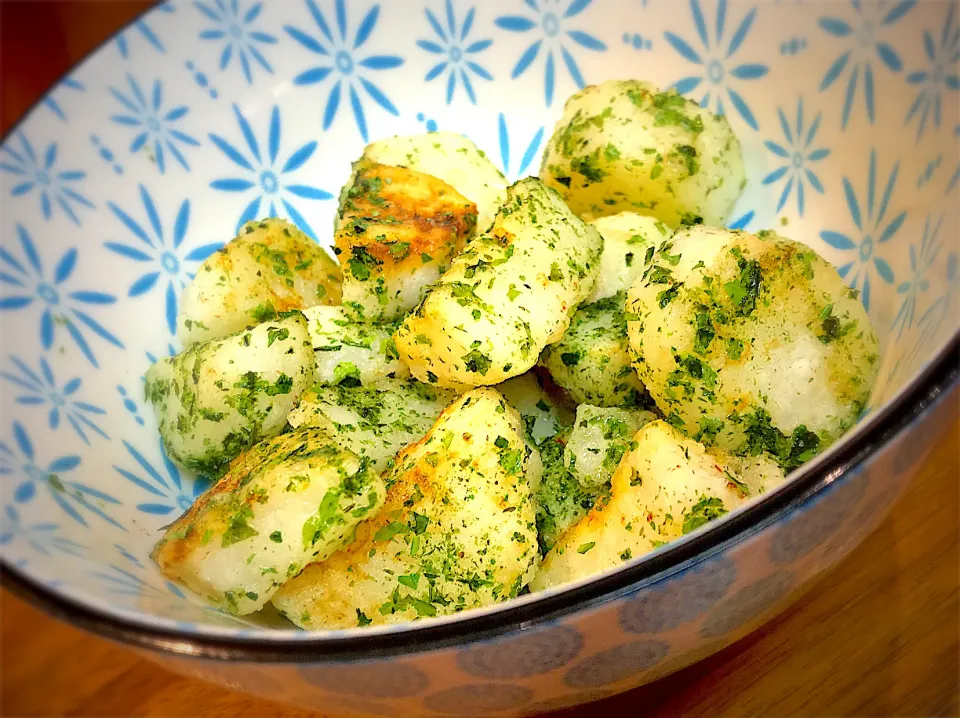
[818,1,916,129]
[0,225,123,368]
[904,3,959,142]
[1,356,108,445]
[105,185,222,334]
[495,0,608,107]
[195,0,278,85]
[664,0,769,130]
[891,214,943,339]
[762,99,830,216]
[113,439,211,516]
[821,150,905,311]
[497,113,545,179]
[44,77,85,122]
[0,134,94,225]
[0,505,86,559]
[117,2,173,59]
[109,75,201,174]
[285,0,404,141]
[418,0,493,104]
[0,422,123,530]
[208,104,333,239]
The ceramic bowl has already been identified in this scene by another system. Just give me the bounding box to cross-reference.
[1,0,957,714]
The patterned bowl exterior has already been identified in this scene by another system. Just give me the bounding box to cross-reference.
[1,0,958,714]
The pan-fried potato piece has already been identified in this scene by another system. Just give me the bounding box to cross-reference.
[287,378,457,473]
[539,292,648,408]
[531,421,783,591]
[395,178,602,389]
[563,404,658,487]
[354,132,508,232]
[271,388,539,629]
[302,305,408,385]
[178,218,340,346]
[587,213,674,303]
[336,163,478,321]
[534,426,607,554]
[626,226,879,468]
[152,429,384,615]
[539,80,745,227]
[145,313,315,474]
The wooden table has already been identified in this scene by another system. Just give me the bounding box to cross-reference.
[1,2,958,716]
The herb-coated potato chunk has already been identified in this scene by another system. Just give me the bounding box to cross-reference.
[152,429,384,615]
[271,388,539,629]
[626,227,879,468]
[563,404,657,487]
[178,218,340,346]
[287,378,457,473]
[539,80,745,227]
[395,178,602,389]
[145,313,315,474]
[302,305,408,386]
[587,212,675,302]
[336,163,478,320]
[354,132,508,232]
[531,420,783,591]
[539,292,648,408]
[535,426,607,554]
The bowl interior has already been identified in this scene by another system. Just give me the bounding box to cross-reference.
[1,0,957,638]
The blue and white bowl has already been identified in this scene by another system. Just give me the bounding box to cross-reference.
[1,0,957,714]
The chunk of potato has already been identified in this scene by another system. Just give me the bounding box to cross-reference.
[563,404,658,487]
[626,227,879,468]
[534,426,607,554]
[336,163,478,320]
[271,388,539,629]
[287,378,457,473]
[395,178,602,389]
[539,292,648,408]
[302,305,408,385]
[145,313,315,474]
[539,80,745,227]
[178,218,340,346]
[587,212,675,303]
[531,420,783,591]
[152,428,384,614]
[354,131,508,232]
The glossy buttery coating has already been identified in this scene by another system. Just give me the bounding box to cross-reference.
[539,80,745,227]
[271,388,539,629]
[152,428,384,615]
[395,178,602,389]
[287,378,457,473]
[177,218,341,346]
[626,226,880,468]
[301,305,409,385]
[531,420,783,591]
[144,313,315,475]
[335,163,478,321]
[352,131,508,233]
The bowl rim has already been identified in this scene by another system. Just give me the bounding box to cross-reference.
[2,2,959,664]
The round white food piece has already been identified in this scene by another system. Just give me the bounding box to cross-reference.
[177,218,340,346]
[539,292,647,408]
[539,80,745,227]
[395,178,602,389]
[354,131,508,233]
[531,420,784,592]
[626,226,880,467]
[562,404,658,488]
[271,388,539,629]
[145,313,316,474]
[152,429,384,615]
[587,212,675,302]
